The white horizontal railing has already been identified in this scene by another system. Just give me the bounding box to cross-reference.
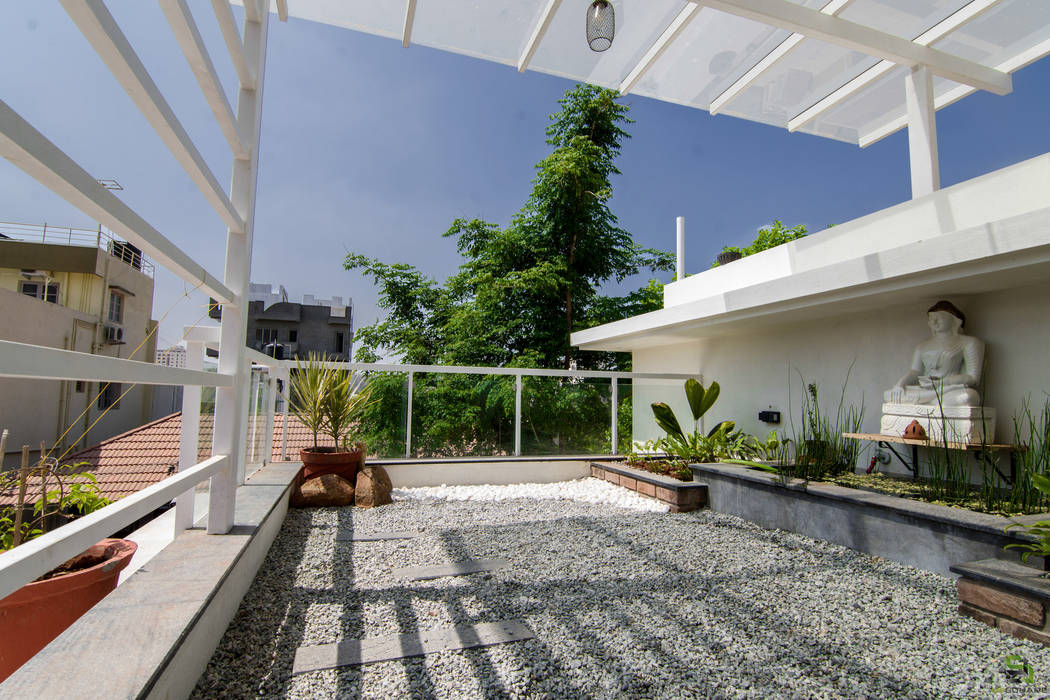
[0,340,233,386]
[0,455,228,601]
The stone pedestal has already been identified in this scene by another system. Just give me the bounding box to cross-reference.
[880,403,996,444]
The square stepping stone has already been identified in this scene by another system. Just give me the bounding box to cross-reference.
[392,558,508,581]
[292,620,534,673]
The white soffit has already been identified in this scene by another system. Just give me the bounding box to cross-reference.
[265,0,1050,146]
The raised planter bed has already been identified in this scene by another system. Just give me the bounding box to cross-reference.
[590,461,707,512]
[690,462,1045,577]
[951,559,1050,646]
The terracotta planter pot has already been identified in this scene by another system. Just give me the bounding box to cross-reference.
[300,447,363,482]
[0,538,137,681]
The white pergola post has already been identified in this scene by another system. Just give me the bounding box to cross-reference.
[175,340,204,534]
[210,1,270,534]
[905,65,940,199]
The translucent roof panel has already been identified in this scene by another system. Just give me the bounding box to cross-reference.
[631,9,792,109]
[527,0,689,89]
[801,64,910,142]
[269,0,405,41]
[931,0,1050,69]
[726,39,880,130]
[411,0,540,67]
[837,0,972,41]
[275,0,1050,146]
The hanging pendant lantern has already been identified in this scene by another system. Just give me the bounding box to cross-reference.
[586,0,615,52]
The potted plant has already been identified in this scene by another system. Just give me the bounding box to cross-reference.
[0,447,135,681]
[715,247,743,266]
[290,354,374,481]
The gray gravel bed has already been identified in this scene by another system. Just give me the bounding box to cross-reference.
[193,488,1050,699]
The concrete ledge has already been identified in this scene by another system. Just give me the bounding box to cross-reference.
[378,458,593,488]
[0,462,300,699]
[691,463,1043,577]
[591,461,707,512]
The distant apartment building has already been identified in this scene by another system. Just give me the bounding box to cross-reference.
[155,345,186,368]
[0,221,158,467]
[210,282,353,361]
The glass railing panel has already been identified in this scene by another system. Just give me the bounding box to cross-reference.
[520,376,612,456]
[356,371,409,459]
[409,372,515,458]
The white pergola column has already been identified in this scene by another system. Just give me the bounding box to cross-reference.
[210,1,270,534]
[175,339,204,534]
[905,65,940,199]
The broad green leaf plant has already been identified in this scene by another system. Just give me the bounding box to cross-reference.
[1005,473,1050,563]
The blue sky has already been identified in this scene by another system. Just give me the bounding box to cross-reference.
[3,2,1049,356]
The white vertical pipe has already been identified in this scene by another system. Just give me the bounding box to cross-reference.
[175,340,203,534]
[248,369,259,463]
[905,65,940,199]
[209,2,269,534]
[514,374,522,456]
[675,216,685,281]
[262,373,274,465]
[405,371,414,458]
[610,376,618,454]
[280,369,288,461]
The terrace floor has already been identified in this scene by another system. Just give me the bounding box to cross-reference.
[194,483,1050,698]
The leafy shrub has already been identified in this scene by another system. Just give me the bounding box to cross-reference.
[713,220,807,267]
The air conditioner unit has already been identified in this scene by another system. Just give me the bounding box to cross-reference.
[104,324,125,344]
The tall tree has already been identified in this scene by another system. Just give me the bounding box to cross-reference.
[347,84,673,371]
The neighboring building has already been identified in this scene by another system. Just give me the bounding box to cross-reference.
[155,345,186,368]
[151,345,188,418]
[0,221,158,467]
[210,282,353,361]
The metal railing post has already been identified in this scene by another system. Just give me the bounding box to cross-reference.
[280,369,289,461]
[611,375,618,454]
[405,370,414,458]
[248,368,260,464]
[175,340,203,534]
[514,374,522,456]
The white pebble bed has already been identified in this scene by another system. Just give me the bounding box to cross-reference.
[392,478,669,513]
[194,480,1050,699]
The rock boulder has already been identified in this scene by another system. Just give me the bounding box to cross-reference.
[291,473,355,508]
[355,465,393,508]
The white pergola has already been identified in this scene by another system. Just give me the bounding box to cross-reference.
[0,0,1048,598]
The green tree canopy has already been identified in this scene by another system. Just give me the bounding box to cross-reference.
[346,84,673,372]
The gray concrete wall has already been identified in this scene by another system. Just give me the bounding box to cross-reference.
[692,463,1040,577]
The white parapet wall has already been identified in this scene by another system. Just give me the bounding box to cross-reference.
[377,458,593,487]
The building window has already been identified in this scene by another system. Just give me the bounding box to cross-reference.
[20,281,59,304]
[260,328,278,344]
[108,291,124,323]
[335,331,344,354]
[75,381,86,393]
[98,383,121,410]
[255,328,262,341]
[288,329,298,343]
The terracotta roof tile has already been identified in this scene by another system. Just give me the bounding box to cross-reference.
[0,412,335,506]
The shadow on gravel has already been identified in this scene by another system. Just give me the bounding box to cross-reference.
[196,507,964,697]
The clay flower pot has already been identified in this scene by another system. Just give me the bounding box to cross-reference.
[300,446,364,482]
[0,538,137,681]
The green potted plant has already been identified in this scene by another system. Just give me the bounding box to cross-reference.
[0,447,134,682]
[290,354,374,481]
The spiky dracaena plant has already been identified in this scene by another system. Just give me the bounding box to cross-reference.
[290,353,332,450]
[323,370,377,449]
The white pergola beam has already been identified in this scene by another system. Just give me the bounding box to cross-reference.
[402,0,418,48]
[276,0,288,22]
[789,0,1004,133]
[242,0,261,22]
[212,0,256,89]
[0,99,236,304]
[709,0,853,114]
[0,340,233,386]
[859,35,1050,147]
[688,0,1012,95]
[619,4,702,95]
[160,0,250,160]
[60,0,247,233]
[518,0,562,73]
